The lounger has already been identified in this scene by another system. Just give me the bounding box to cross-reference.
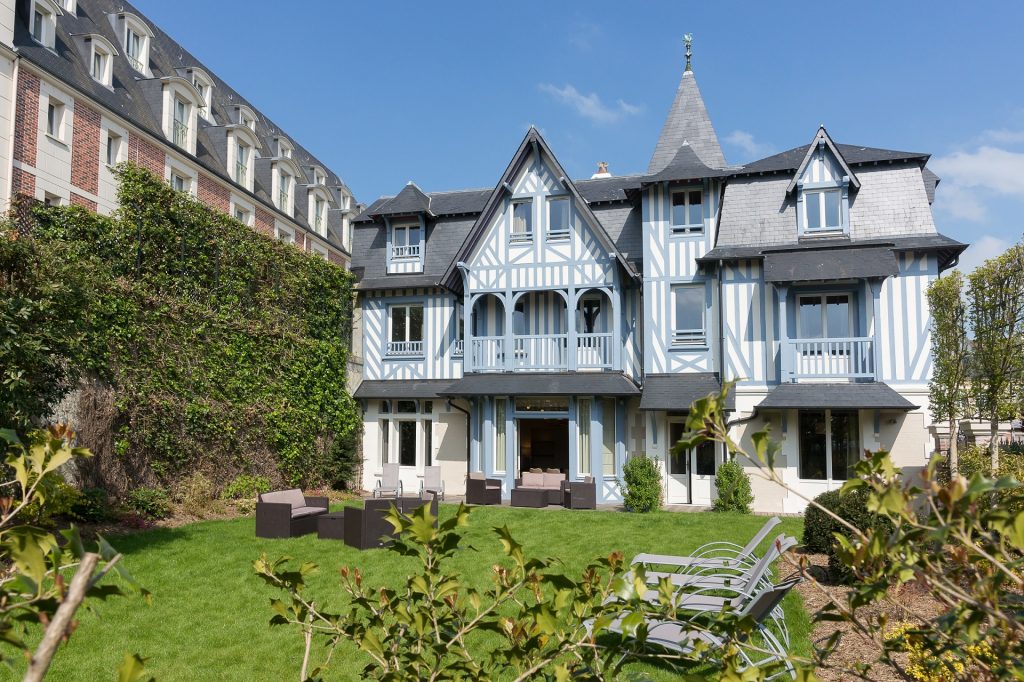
[631,516,782,574]
[420,465,445,501]
[374,462,403,498]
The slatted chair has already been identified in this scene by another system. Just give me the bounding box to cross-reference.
[420,465,445,501]
[374,463,403,499]
[631,516,782,575]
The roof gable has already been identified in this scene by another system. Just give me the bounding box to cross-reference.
[647,69,726,173]
[373,181,432,217]
[786,127,860,193]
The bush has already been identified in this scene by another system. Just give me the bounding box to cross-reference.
[175,472,220,518]
[21,478,81,527]
[623,456,662,513]
[70,487,111,522]
[803,486,894,582]
[803,489,841,553]
[124,486,171,520]
[222,474,272,500]
[713,458,753,513]
[940,444,1024,513]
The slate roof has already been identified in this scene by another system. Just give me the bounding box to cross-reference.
[700,234,967,270]
[757,383,917,410]
[353,380,452,400]
[736,143,929,176]
[16,0,354,250]
[762,246,899,283]
[351,215,475,290]
[642,145,733,185]
[922,168,940,204]
[371,182,432,217]
[639,373,733,411]
[440,372,640,397]
[647,70,726,172]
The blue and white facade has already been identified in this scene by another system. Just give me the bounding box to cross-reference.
[350,56,966,513]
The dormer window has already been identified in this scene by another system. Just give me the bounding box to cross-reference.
[391,221,421,259]
[235,106,256,131]
[86,37,117,87]
[313,196,326,234]
[118,14,152,74]
[277,169,293,213]
[670,189,703,234]
[172,98,189,147]
[234,141,249,185]
[791,131,857,237]
[190,71,213,120]
[313,169,325,185]
[31,0,60,49]
[803,188,842,232]
[277,139,293,159]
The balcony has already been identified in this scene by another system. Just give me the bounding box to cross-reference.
[386,341,424,357]
[234,161,247,185]
[392,244,421,259]
[453,339,464,357]
[786,337,874,380]
[469,332,614,372]
[172,120,188,147]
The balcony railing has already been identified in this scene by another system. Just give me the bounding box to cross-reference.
[234,161,247,185]
[126,54,144,71]
[453,339,464,357]
[470,336,504,369]
[577,333,613,369]
[392,244,421,259]
[172,120,189,147]
[789,337,874,380]
[512,334,568,371]
[386,341,424,357]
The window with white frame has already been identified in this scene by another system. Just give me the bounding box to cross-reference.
[31,1,58,49]
[494,398,506,473]
[601,398,615,476]
[547,196,570,240]
[313,169,326,186]
[58,0,75,13]
[234,140,249,186]
[510,199,533,242]
[796,294,851,339]
[670,189,703,234]
[387,303,424,356]
[311,242,329,260]
[798,410,859,481]
[671,284,705,346]
[276,224,295,244]
[191,72,212,120]
[121,16,151,73]
[278,139,293,159]
[233,205,249,225]
[453,302,465,356]
[802,188,843,232]
[170,172,190,194]
[238,108,256,130]
[311,195,327,235]
[104,129,122,166]
[45,97,65,140]
[391,221,421,259]
[277,169,292,213]
[171,97,190,148]
[578,398,592,475]
[89,40,113,87]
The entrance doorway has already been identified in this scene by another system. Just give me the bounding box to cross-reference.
[665,419,717,505]
[518,419,569,474]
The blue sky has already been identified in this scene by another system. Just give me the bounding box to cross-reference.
[137,1,1024,269]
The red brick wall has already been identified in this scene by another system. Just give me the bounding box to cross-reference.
[71,99,100,195]
[13,71,39,166]
[328,250,347,267]
[255,208,274,238]
[12,167,35,198]
[70,192,97,211]
[294,231,306,250]
[127,132,164,176]
[197,173,229,213]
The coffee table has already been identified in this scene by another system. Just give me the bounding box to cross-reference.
[316,511,345,540]
[511,487,548,508]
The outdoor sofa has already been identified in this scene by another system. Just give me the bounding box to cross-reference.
[512,470,566,506]
[256,488,329,538]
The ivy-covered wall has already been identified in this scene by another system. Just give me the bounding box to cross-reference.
[4,164,361,491]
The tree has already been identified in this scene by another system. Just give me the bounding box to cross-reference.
[967,243,1024,469]
[927,270,971,476]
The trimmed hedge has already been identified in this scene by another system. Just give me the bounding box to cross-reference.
[623,456,662,512]
[713,458,754,513]
[803,486,894,582]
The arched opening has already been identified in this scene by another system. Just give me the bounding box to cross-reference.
[469,293,506,371]
[575,288,614,369]
[511,291,569,371]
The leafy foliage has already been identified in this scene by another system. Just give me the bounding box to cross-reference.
[802,486,893,581]
[6,164,361,491]
[926,271,971,475]
[221,474,272,500]
[70,487,111,522]
[711,458,753,513]
[621,455,662,512]
[124,486,171,520]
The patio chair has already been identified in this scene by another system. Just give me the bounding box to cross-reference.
[466,472,502,505]
[420,465,445,501]
[374,462,403,498]
[255,488,329,538]
[644,535,798,597]
[594,577,802,680]
[631,516,782,574]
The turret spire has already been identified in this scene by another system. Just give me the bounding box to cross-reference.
[684,33,693,72]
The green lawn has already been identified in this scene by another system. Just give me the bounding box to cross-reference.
[30,506,807,681]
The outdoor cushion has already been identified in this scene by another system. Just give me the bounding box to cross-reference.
[290,505,327,519]
[468,472,485,480]
[261,488,305,509]
[521,471,545,487]
[543,472,566,488]
[545,468,560,474]
[529,468,543,473]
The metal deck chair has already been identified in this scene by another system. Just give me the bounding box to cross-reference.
[374,463,403,498]
[631,516,782,575]
[420,465,445,501]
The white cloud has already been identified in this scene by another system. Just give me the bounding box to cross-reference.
[955,234,1011,273]
[978,128,1024,145]
[538,83,641,124]
[933,182,989,222]
[723,130,774,160]
[567,21,602,52]
[930,146,1024,196]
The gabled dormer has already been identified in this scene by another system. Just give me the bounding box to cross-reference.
[29,0,62,51]
[789,127,860,238]
[371,182,431,274]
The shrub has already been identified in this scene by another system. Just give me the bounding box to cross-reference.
[71,487,111,522]
[125,486,171,520]
[222,474,272,500]
[21,478,81,527]
[622,455,662,513]
[175,472,220,518]
[712,458,753,513]
[802,489,841,553]
[803,486,894,582]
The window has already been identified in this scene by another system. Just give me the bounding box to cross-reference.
[797,294,851,339]
[495,398,506,473]
[380,419,390,465]
[124,25,146,72]
[31,2,57,48]
[311,242,329,260]
[397,400,417,414]
[547,196,570,240]
[799,410,859,481]
[422,401,433,414]
[170,172,189,193]
[668,421,687,475]
[388,304,424,356]
[423,419,432,467]
[105,131,122,166]
[672,285,705,346]
[276,225,295,244]
[171,98,189,147]
[191,73,212,119]
[313,196,326,235]
[234,141,249,185]
[46,99,64,139]
[578,398,591,475]
[671,189,703,233]
[602,398,615,476]
[514,397,569,412]
[803,188,842,232]
[233,206,249,224]
[277,171,292,212]
[580,297,602,334]
[391,222,421,258]
[90,45,111,86]
[695,441,716,476]
[511,199,533,242]
[32,8,44,42]
[398,421,417,467]
[314,169,326,186]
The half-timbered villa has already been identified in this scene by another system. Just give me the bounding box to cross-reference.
[349,47,966,513]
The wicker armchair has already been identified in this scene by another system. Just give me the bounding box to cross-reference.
[256,489,329,538]
[465,472,502,505]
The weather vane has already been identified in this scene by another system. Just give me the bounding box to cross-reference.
[684,33,693,72]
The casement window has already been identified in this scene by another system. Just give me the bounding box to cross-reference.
[234,141,249,185]
[31,1,58,49]
[397,421,417,467]
[578,398,591,475]
[277,170,292,212]
[379,418,390,466]
[391,222,421,259]
[276,224,295,244]
[311,242,329,260]
[172,98,189,147]
[122,21,150,73]
[423,418,433,467]
[314,169,326,186]
[387,304,424,356]
[105,130,122,166]
[803,188,842,232]
[671,284,706,346]
[233,206,249,224]
[91,46,110,86]
[670,189,703,234]
[313,196,326,235]
[510,199,533,242]
[453,303,465,357]
[798,410,859,481]
[170,172,189,194]
[547,196,570,240]
[668,421,715,476]
[46,98,65,140]
[796,294,851,339]
[192,74,212,120]
[494,398,507,473]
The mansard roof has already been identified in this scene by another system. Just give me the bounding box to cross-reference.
[785,127,861,193]
[647,69,726,173]
[439,127,639,290]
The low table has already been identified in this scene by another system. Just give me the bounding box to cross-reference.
[317,511,345,540]
[511,487,548,508]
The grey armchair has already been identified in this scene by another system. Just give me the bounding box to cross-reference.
[256,489,329,538]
